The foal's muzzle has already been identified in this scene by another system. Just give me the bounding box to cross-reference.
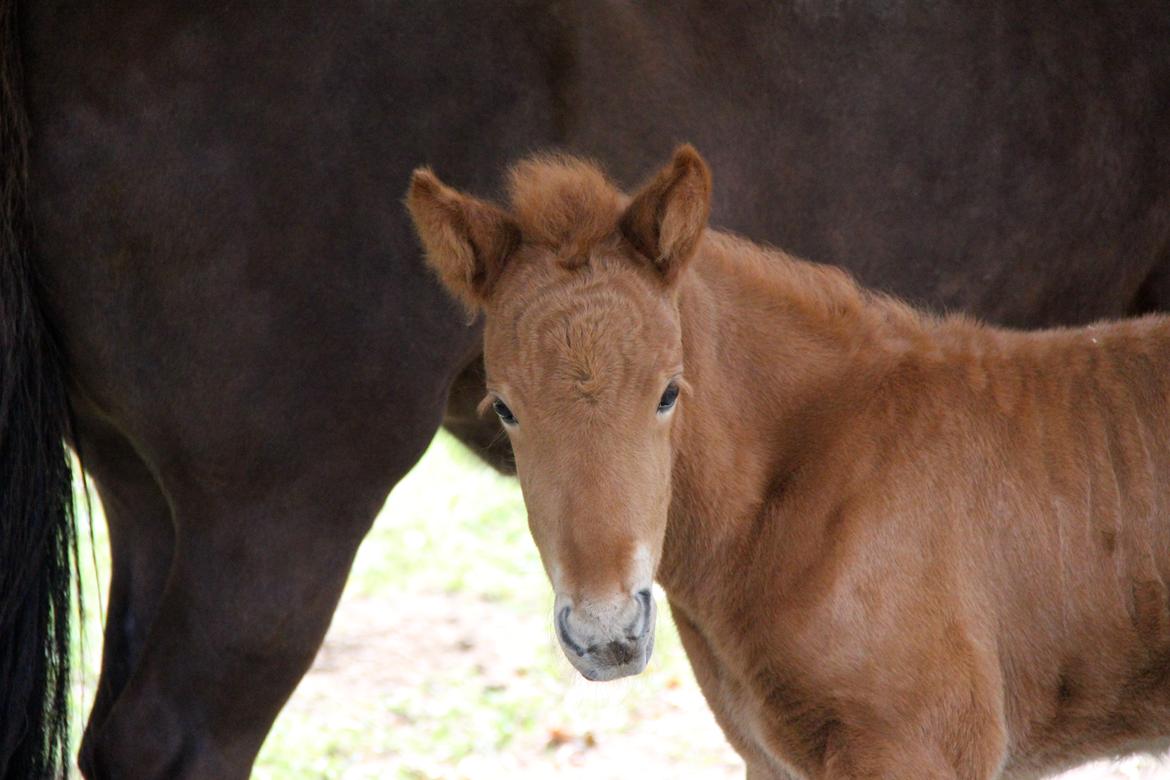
[555,588,656,681]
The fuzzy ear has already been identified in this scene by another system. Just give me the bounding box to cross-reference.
[407,168,520,312]
[619,145,712,285]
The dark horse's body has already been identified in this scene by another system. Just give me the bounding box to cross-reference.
[1,2,1167,777]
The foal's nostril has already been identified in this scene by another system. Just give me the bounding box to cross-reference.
[636,588,652,614]
[557,605,587,657]
[625,588,654,641]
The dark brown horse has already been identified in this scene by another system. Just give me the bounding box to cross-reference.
[2,2,1167,778]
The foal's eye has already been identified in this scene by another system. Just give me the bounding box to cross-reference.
[657,382,680,414]
[492,399,518,426]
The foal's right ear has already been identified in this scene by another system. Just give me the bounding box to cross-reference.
[407,168,520,313]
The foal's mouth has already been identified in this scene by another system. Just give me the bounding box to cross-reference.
[573,632,656,682]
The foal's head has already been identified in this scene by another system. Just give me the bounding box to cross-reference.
[408,147,710,680]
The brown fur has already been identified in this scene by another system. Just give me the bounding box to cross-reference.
[407,169,521,313]
[413,148,1170,778]
[506,153,625,268]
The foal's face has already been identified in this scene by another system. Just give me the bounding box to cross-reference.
[483,257,684,680]
[407,145,710,681]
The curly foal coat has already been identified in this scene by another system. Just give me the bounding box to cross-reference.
[408,148,1170,779]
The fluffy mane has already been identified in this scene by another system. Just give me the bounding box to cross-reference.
[506,154,625,265]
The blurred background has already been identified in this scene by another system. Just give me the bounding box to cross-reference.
[70,433,1170,779]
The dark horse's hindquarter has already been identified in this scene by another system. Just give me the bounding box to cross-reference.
[10,0,1170,777]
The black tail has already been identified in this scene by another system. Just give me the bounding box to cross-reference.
[1,0,78,777]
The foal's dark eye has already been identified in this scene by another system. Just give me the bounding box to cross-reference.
[657,382,680,413]
[492,399,518,426]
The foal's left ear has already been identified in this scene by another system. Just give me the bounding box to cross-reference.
[406,168,520,313]
[620,145,712,286]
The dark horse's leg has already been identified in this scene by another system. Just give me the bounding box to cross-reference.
[83,440,420,779]
[74,416,175,777]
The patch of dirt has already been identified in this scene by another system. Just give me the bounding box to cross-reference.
[303,593,536,695]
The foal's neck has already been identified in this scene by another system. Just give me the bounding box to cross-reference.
[659,231,922,596]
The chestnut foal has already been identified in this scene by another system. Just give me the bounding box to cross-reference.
[407,147,1170,779]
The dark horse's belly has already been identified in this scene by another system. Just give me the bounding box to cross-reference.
[12,1,1170,777]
